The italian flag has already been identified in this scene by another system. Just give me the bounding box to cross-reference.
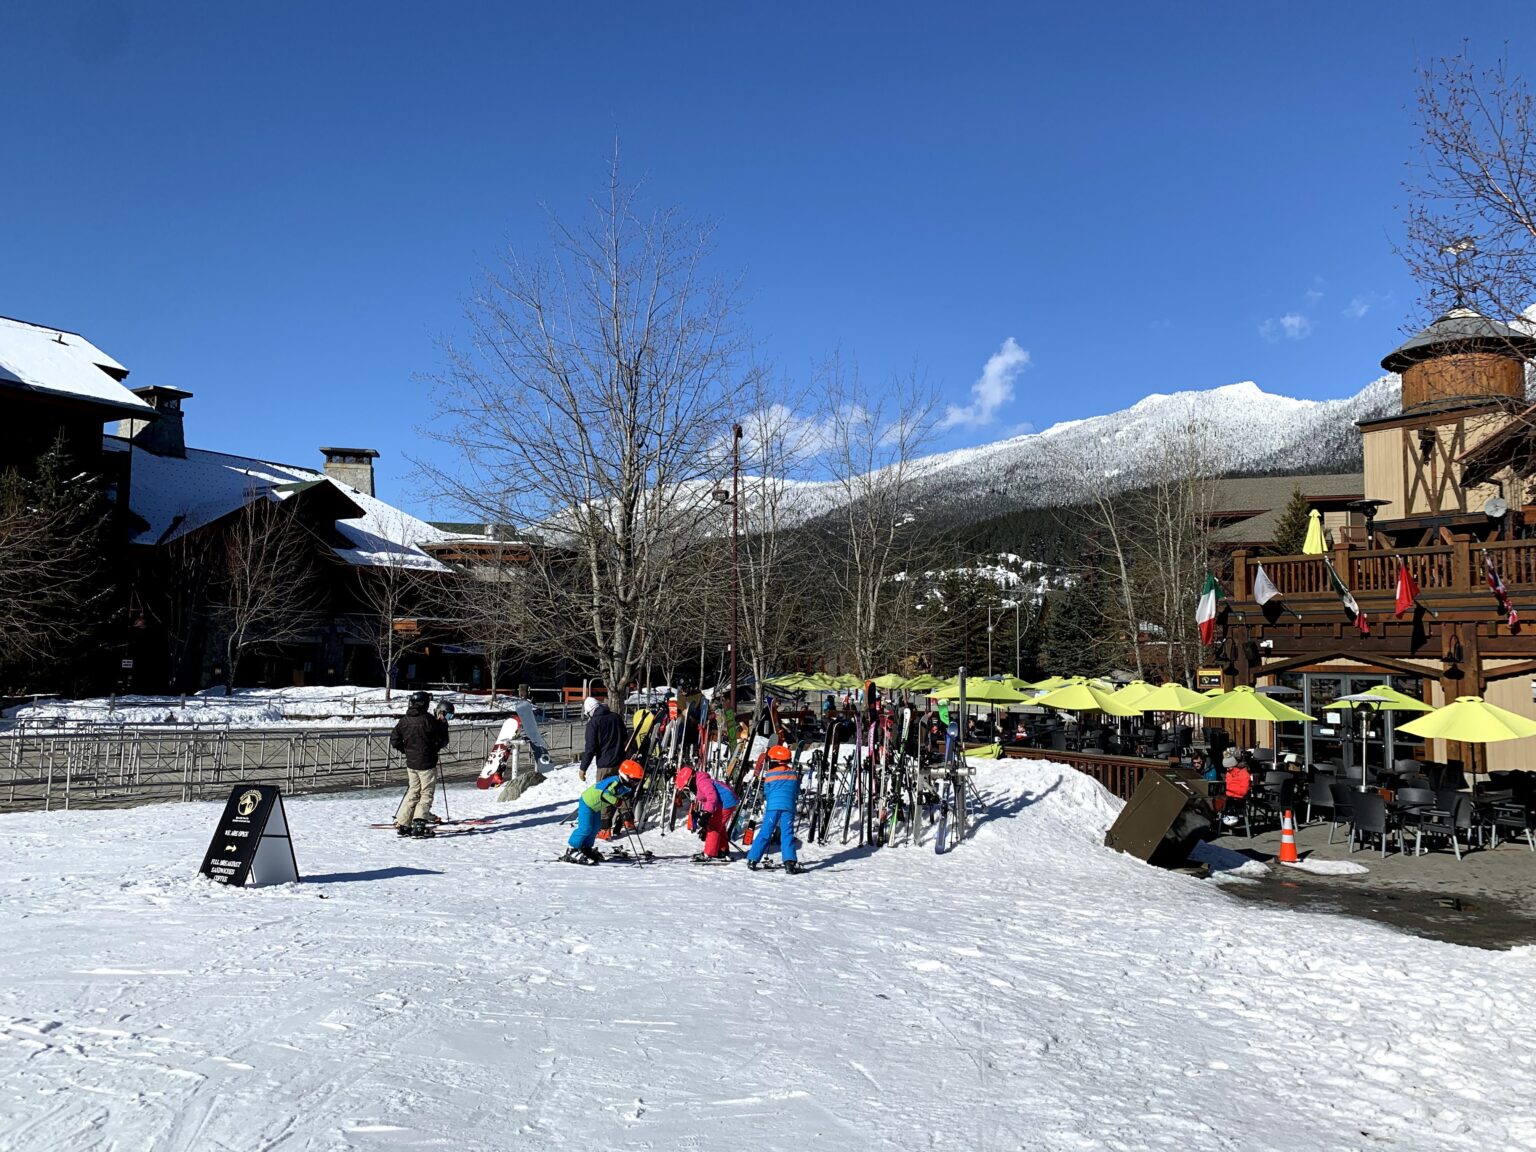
[1196,572,1221,645]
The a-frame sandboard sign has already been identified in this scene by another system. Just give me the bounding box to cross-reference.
[200,784,301,887]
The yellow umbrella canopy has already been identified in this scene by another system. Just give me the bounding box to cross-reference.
[931,679,1031,704]
[1034,677,1143,716]
[999,675,1036,692]
[1114,680,1156,706]
[872,673,908,690]
[1029,675,1075,693]
[1196,685,1315,723]
[1398,696,1536,743]
[902,674,943,692]
[1356,684,1434,712]
[1135,682,1214,713]
[1302,508,1328,555]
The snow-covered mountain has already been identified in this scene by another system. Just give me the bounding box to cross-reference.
[901,374,1400,520]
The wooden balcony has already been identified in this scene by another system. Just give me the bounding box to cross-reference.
[1232,538,1536,611]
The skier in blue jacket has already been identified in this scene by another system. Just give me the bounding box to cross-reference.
[748,744,804,874]
[562,760,642,864]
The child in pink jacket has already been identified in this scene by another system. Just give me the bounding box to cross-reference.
[690,766,738,862]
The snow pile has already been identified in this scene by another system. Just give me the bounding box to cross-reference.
[2,686,529,730]
[1,758,1533,1151]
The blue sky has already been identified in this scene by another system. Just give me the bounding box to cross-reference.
[4,2,1531,511]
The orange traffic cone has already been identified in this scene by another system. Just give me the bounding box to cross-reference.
[1278,809,1299,864]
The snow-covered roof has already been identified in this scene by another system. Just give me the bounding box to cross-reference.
[0,315,151,416]
[104,437,448,570]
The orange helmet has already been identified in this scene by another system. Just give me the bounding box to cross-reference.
[767,745,793,763]
[619,759,644,780]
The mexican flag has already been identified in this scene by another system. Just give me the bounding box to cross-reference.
[1196,572,1221,645]
[1324,557,1370,635]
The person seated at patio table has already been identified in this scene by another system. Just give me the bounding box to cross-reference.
[1220,751,1251,827]
[1190,750,1216,781]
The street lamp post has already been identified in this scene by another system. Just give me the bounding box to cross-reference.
[712,424,743,718]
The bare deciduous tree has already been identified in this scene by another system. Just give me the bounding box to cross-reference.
[423,162,743,696]
[817,361,941,677]
[353,511,439,700]
[217,491,320,693]
[0,439,111,676]
[442,537,538,699]
[1404,50,1536,328]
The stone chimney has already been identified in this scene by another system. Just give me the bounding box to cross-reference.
[320,446,379,496]
[118,386,192,458]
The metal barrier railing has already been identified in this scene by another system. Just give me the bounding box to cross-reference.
[0,718,584,813]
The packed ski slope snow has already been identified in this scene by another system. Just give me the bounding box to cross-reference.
[1,760,1533,1152]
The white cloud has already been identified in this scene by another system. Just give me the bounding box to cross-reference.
[939,338,1031,429]
[1259,313,1312,342]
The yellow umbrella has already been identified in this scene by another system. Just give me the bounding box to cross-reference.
[1114,680,1156,707]
[1397,696,1536,743]
[1034,677,1143,717]
[1030,675,1075,693]
[1355,684,1434,713]
[931,679,1031,704]
[1202,686,1225,697]
[1136,682,1213,713]
[965,742,1005,760]
[872,673,908,690]
[999,675,1036,692]
[1196,685,1315,723]
[1302,509,1328,555]
[902,674,943,692]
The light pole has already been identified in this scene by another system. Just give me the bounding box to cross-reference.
[712,424,743,717]
[986,607,996,676]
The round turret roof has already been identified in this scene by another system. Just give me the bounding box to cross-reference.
[1381,306,1536,374]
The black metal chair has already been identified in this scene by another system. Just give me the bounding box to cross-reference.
[1307,777,1335,824]
[1416,793,1473,860]
[1349,791,1395,857]
[1327,782,1356,845]
[1490,802,1536,852]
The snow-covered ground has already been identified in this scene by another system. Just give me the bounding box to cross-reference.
[2,687,537,731]
[1,759,1533,1151]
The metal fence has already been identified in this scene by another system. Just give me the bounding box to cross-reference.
[0,718,583,813]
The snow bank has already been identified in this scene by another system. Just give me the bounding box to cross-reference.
[2,686,533,731]
[0,758,1532,1151]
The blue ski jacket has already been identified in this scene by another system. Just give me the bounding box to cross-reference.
[760,760,800,812]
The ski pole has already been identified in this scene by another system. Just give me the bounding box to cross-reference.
[436,761,451,823]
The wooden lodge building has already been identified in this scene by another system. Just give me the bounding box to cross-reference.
[1226,306,1536,775]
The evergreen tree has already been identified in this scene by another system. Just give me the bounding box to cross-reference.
[1037,570,1117,677]
[1270,486,1311,555]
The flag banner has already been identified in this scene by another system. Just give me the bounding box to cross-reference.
[1484,552,1520,628]
[1394,560,1421,619]
[1324,557,1369,635]
[1196,572,1221,645]
[1252,563,1287,624]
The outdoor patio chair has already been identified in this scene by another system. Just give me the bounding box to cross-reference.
[1435,788,1488,848]
[1349,792,1396,857]
[1327,782,1356,845]
[1393,758,1424,776]
[1490,801,1536,851]
[1306,777,1335,824]
[1411,793,1472,859]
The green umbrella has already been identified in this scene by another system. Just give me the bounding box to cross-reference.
[1196,685,1314,723]
[1034,677,1143,717]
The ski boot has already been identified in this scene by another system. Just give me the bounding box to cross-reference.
[410,819,435,839]
[560,848,598,865]
[580,846,604,865]
[396,824,412,838]
[783,860,805,875]
[746,859,759,871]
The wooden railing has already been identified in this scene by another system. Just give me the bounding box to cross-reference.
[1235,537,1536,601]
[1003,746,1162,801]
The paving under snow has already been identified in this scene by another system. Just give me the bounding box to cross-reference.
[1,759,1533,1151]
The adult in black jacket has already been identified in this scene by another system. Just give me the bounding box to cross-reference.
[392,691,450,837]
[579,696,627,839]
